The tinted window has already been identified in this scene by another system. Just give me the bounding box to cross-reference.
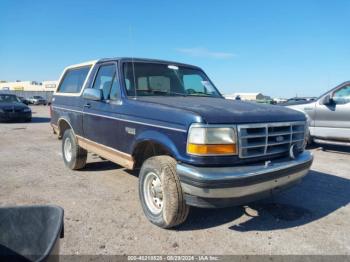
[183,74,206,94]
[333,85,350,104]
[58,66,91,93]
[92,64,116,100]
[123,62,221,97]
[135,76,170,92]
[149,76,170,92]
[109,75,121,101]
[0,95,20,103]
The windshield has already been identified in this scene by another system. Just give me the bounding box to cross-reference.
[0,95,20,103]
[123,62,222,97]
[34,96,43,99]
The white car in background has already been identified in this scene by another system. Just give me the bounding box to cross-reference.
[288,81,350,146]
[28,96,47,105]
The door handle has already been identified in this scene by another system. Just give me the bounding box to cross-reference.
[84,103,91,108]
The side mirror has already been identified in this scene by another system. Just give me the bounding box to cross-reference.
[83,88,102,101]
[322,94,334,105]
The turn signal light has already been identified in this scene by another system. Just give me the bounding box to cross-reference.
[187,143,237,155]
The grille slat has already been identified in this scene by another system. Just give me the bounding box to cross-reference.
[238,121,306,158]
[241,143,267,149]
[268,132,292,136]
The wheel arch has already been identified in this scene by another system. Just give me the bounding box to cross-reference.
[131,130,181,169]
[57,117,74,139]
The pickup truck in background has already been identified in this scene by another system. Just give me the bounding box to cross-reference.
[50,58,313,228]
[288,81,350,146]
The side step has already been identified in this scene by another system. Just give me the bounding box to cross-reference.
[313,138,350,146]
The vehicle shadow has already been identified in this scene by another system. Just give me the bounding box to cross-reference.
[178,170,349,231]
[81,160,123,172]
[0,117,51,124]
[30,117,51,123]
[307,144,350,155]
[319,144,350,155]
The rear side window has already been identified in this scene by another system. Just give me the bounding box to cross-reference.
[58,66,91,93]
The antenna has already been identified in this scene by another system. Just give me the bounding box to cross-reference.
[129,26,137,99]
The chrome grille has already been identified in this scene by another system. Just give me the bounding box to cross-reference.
[237,121,306,158]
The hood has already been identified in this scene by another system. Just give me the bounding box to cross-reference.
[0,102,29,110]
[137,97,305,124]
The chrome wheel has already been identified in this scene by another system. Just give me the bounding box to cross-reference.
[64,138,73,162]
[143,172,163,214]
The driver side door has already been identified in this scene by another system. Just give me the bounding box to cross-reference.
[314,84,350,141]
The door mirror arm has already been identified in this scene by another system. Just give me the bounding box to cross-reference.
[322,94,334,105]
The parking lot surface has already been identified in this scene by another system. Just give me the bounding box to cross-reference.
[0,106,349,255]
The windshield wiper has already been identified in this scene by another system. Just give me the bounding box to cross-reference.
[186,91,212,97]
[151,90,187,96]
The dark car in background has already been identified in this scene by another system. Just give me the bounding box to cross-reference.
[282,97,317,106]
[18,96,29,105]
[0,94,32,122]
[28,96,47,105]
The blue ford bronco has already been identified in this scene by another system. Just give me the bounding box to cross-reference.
[51,58,313,228]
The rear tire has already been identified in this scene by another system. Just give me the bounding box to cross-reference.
[62,129,87,170]
[139,155,189,228]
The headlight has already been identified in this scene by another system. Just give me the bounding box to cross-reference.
[187,124,237,155]
[0,109,4,113]
[23,108,31,112]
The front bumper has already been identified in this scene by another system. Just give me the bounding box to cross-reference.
[177,151,313,208]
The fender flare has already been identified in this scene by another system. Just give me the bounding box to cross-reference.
[57,116,75,138]
[130,130,181,159]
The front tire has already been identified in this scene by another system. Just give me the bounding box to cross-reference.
[139,156,189,228]
[62,129,87,170]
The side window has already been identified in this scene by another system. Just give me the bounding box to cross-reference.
[58,66,91,93]
[333,85,350,104]
[92,64,116,100]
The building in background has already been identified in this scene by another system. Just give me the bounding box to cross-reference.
[42,81,58,91]
[224,92,271,101]
[0,80,58,92]
[0,80,58,101]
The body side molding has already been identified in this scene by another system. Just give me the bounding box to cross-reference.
[76,135,134,169]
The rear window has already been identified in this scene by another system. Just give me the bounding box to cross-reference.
[57,66,91,93]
